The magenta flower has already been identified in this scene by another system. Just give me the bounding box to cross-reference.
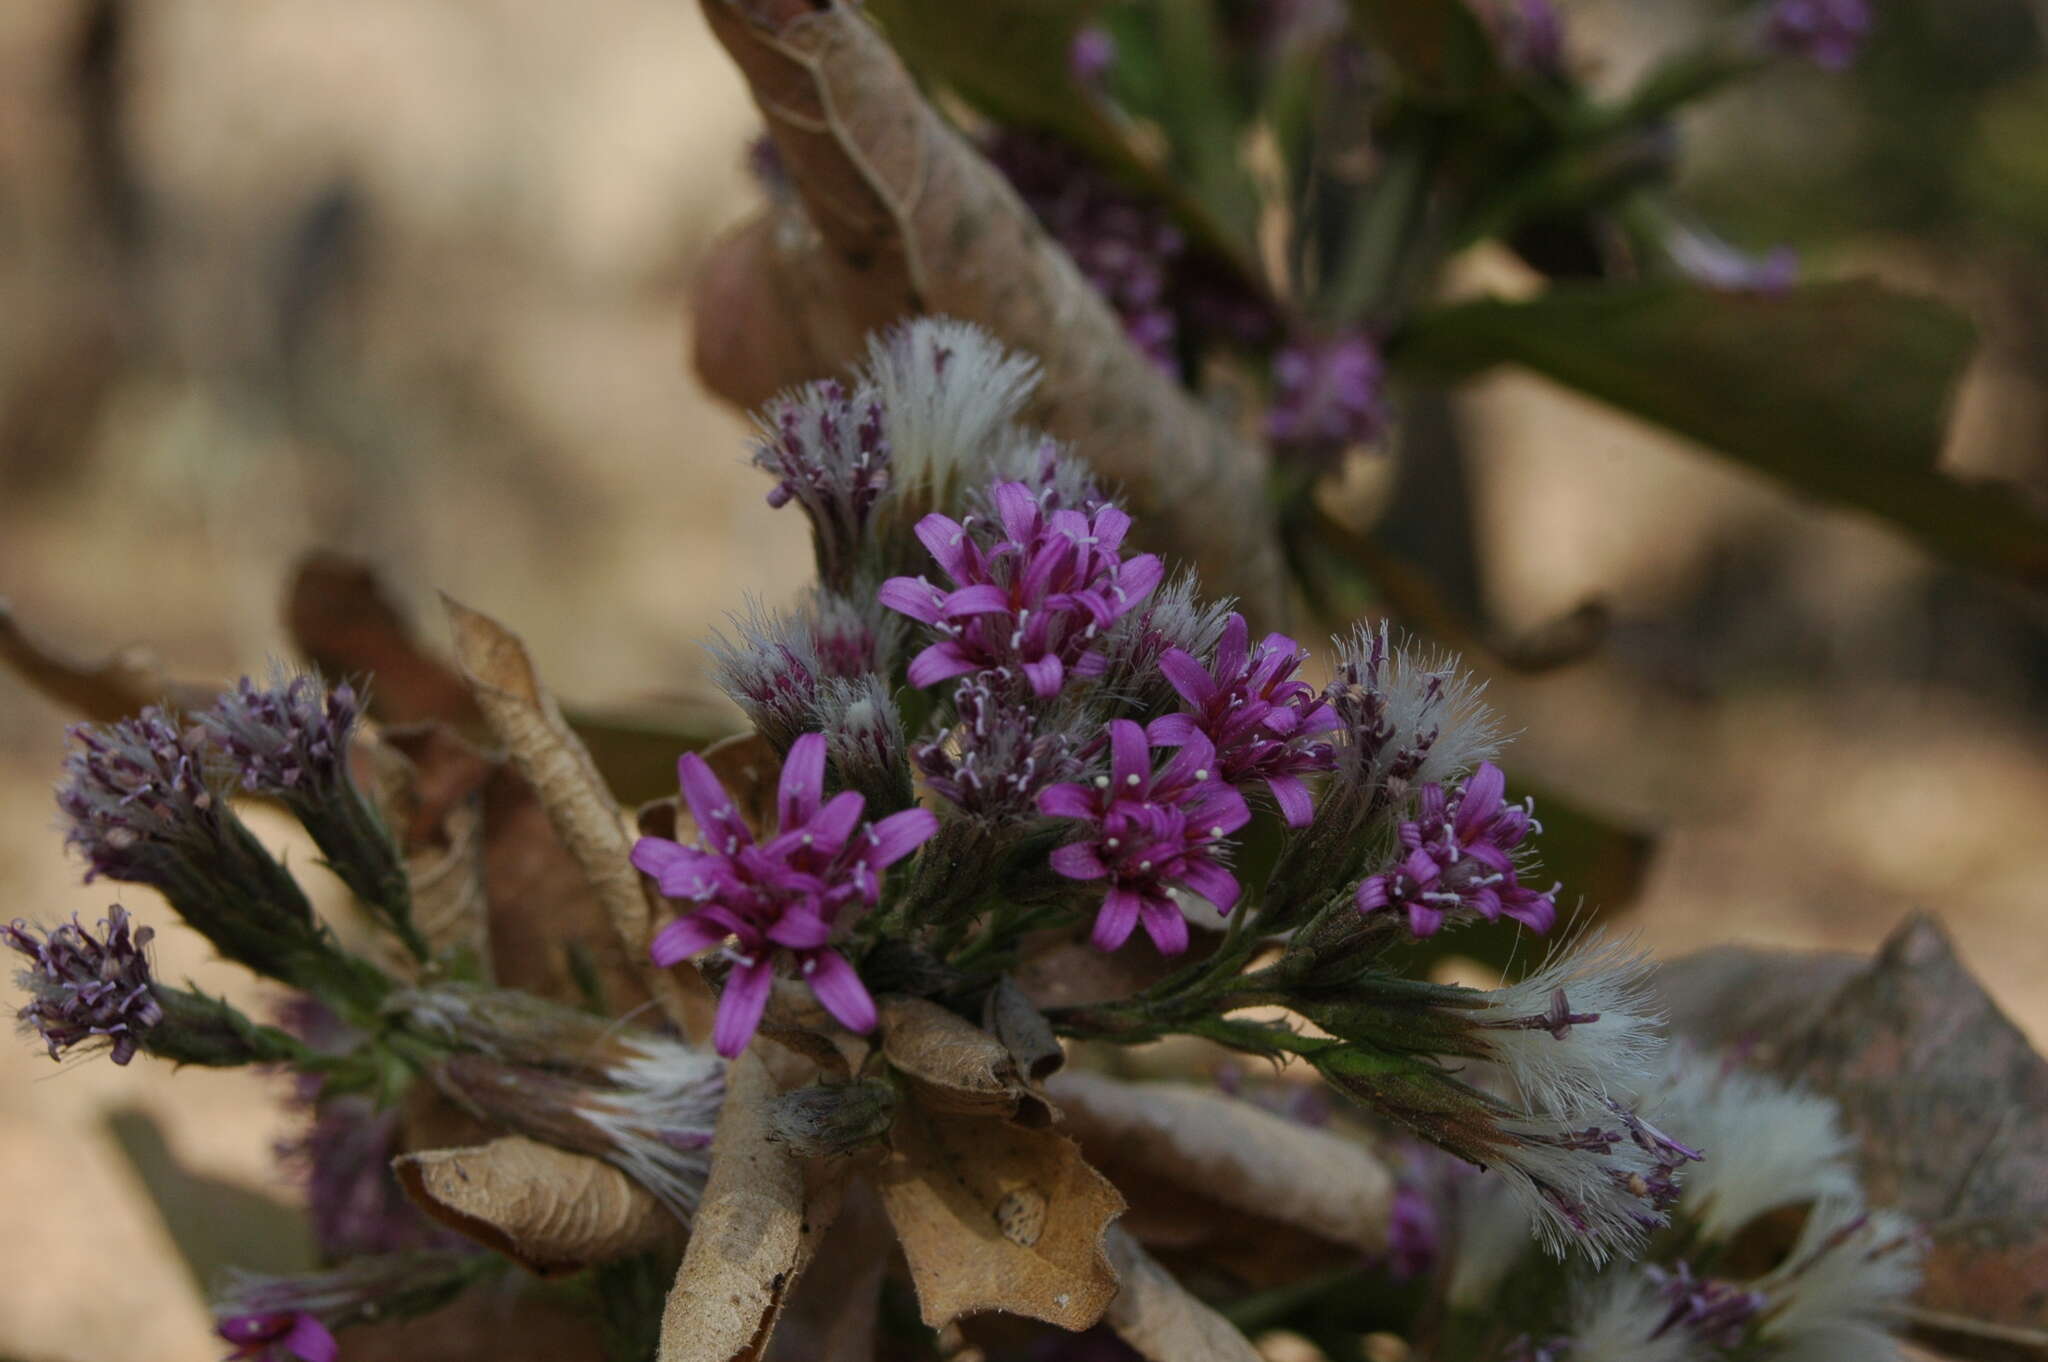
[1037,720,1250,956]
[1267,333,1387,462]
[879,480,1163,699]
[217,1312,337,1362]
[1147,612,1339,827]
[634,734,937,1057]
[1354,761,1558,936]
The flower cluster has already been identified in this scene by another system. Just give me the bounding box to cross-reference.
[1356,761,1559,937]
[914,674,1080,823]
[1037,720,1250,956]
[752,378,889,590]
[4,904,161,1064]
[634,733,937,1055]
[880,480,1163,698]
[1151,613,1338,827]
[1266,332,1389,465]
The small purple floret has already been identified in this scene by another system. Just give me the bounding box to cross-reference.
[1354,761,1558,936]
[1646,1261,1766,1346]
[1036,719,1250,956]
[201,672,358,799]
[1266,333,1387,462]
[5,904,161,1064]
[1149,613,1339,827]
[216,1311,338,1362]
[753,379,890,589]
[1068,25,1116,85]
[880,480,1163,700]
[1765,0,1871,70]
[634,733,937,1057]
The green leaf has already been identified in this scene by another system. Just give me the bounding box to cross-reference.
[1345,0,1500,99]
[1396,281,2048,588]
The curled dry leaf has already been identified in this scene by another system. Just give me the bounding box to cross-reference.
[697,0,1287,621]
[660,1051,834,1362]
[983,975,1065,1086]
[444,596,697,1033]
[287,552,483,729]
[395,1135,676,1277]
[1663,913,2048,1353]
[368,724,492,968]
[0,597,215,720]
[880,994,1053,1125]
[1049,1070,1394,1256]
[693,202,872,412]
[875,1102,1124,1331]
[1103,1226,1262,1362]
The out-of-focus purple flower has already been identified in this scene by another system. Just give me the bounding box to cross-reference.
[880,480,1163,699]
[1069,25,1116,86]
[1149,613,1339,827]
[217,1312,338,1362]
[1765,0,1872,70]
[1647,1261,1767,1346]
[986,130,1185,371]
[1477,0,1566,77]
[753,379,891,591]
[1267,333,1388,463]
[4,904,161,1064]
[1354,761,1557,936]
[635,734,937,1057]
[1037,720,1250,956]
[281,1094,460,1257]
[916,676,1080,822]
[1385,1183,1441,1280]
[1666,222,1799,294]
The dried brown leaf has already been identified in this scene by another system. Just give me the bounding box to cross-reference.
[875,1103,1124,1330]
[0,598,214,720]
[287,553,483,728]
[1665,914,2048,1351]
[395,1136,676,1276]
[697,0,1286,620]
[764,1180,891,1362]
[1103,1226,1261,1362]
[879,995,1051,1125]
[1049,1071,1393,1255]
[369,725,492,967]
[983,976,1065,1085]
[660,1052,830,1362]
[692,205,871,412]
[444,597,696,1032]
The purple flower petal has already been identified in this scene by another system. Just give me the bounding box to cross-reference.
[713,956,776,1058]
[1090,886,1142,952]
[1108,719,1150,793]
[1266,773,1315,828]
[767,909,834,949]
[1037,782,1095,820]
[776,734,829,830]
[1175,859,1241,915]
[1049,842,1109,880]
[678,752,747,850]
[864,807,939,869]
[1021,653,1066,698]
[938,583,1011,618]
[283,1314,340,1362]
[1145,712,1203,746]
[907,641,983,690]
[1216,614,1250,679]
[1112,553,1164,610]
[1138,894,1189,956]
[804,949,877,1034]
[650,913,733,966]
[632,837,722,897]
[914,513,975,583]
[877,576,947,626]
[993,480,1040,543]
[1158,648,1217,708]
[1455,761,1506,836]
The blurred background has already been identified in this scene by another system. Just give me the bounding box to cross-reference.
[2,0,2044,1358]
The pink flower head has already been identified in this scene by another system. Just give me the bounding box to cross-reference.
[217,1312,337,1362]
[879,481,1164,699]
[1147,612,1340,827]
[1354,761,1557,937]
[634,733,938,1057]
[1036,719,1250,957]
